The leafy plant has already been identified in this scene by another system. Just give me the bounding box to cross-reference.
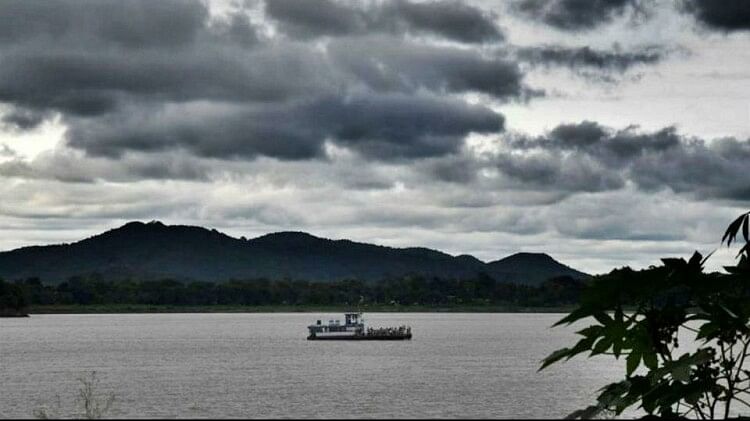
[541,211,750,419]
[76,371,116,419]
[33,371,116,419]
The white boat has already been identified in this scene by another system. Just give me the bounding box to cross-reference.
[307,312,412,340]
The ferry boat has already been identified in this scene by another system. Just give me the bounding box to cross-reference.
[307,312,412,340]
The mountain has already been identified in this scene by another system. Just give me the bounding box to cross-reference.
[0,221,589,285]
[487,252,590,285]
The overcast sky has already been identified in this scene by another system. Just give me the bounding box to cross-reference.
[0,0,749,274]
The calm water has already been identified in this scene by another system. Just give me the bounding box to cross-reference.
[1,313,634,419]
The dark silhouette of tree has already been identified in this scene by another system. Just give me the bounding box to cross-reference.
[0,278,28,316]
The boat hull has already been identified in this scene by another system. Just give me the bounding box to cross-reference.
[307,334,412,341]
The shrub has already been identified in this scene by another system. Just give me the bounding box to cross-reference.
[541,212,750,419]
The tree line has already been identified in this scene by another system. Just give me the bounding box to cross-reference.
[1,274,587,308]
[0,279,28,316]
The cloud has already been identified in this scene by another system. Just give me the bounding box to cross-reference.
[1,108,50,131]
[512,0,639,31]
[513,0,750,33]
[0,149,214,183]
[432,122,750,201]
[64,94,504,161]
[0,33,522,115]
[0,0,522,163]
[329,37,527,100]
[0,0,208,48]
[0,40,336,116]
[0,144,17,158]
[0,1,268,117]
[516,44,666,73]
[264,0,504,43]
[680,0,750,32]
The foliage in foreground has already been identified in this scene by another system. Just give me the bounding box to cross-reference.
[541,212,750,419]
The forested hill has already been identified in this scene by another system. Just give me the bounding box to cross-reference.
[488,253,590,285]
[0,221,589,284]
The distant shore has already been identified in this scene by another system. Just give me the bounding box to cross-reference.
[27,304,577,314]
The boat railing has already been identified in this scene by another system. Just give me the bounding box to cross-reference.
[365,325,411,337]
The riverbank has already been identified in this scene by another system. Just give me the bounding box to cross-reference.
[28,303,577,314]
[0,307,29,317]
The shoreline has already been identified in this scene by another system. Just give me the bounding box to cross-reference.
[26,304,577,314]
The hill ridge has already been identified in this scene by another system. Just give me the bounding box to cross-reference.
[0,220,589,285]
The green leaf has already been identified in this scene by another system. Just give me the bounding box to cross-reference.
[540,347,572,371]
[565,405,603,420]
[614,306,623,324]
[696,323,719,341]
[736,242,750,259]
[723,213,747,246]
[643,351,658,371]
[626,350,641,376]
[701,249,716,266]
[672,364,690,383]
[592,337,613,355]
[688,251,703,268]
[691,349,713,365]
[685,392,701,406]
[554,306,593,327]
[576,325,603,338]
[569,335,598,358]
[593,311,613,326]
[612,336,623,358]
[642,395,657,414]
[719,303,739,319]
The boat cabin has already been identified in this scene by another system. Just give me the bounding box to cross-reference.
[307,312,364,337]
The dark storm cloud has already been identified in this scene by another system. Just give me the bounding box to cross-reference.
[329,38,526,100]
[66,94,504,161]
[264,0,504,43]
[512,0,638,31]
[387,0,503,43]
[0,35,522,115]
[629,137,750,200]
[0,0,522,163]
[320,95,504,159]
[1,108,50,130]
[263,0,367,37]
[0,0,208,47]
[516,45,666,73]
[0,42,337,116]
[213,12,261,47]
[0,0,273,116]
[525,122,683,164]
[492,149,626,193]
[437,122,750,200]
[681,0,750,32]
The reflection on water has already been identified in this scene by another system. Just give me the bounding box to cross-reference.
[1,313,634,418]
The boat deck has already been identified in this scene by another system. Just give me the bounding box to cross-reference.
[307,333,412,340]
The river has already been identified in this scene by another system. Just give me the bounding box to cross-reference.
[1,313,633,418]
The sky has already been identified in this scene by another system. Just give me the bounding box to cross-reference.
[0,0,749,274]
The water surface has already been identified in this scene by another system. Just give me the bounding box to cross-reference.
[1,313,630,418]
